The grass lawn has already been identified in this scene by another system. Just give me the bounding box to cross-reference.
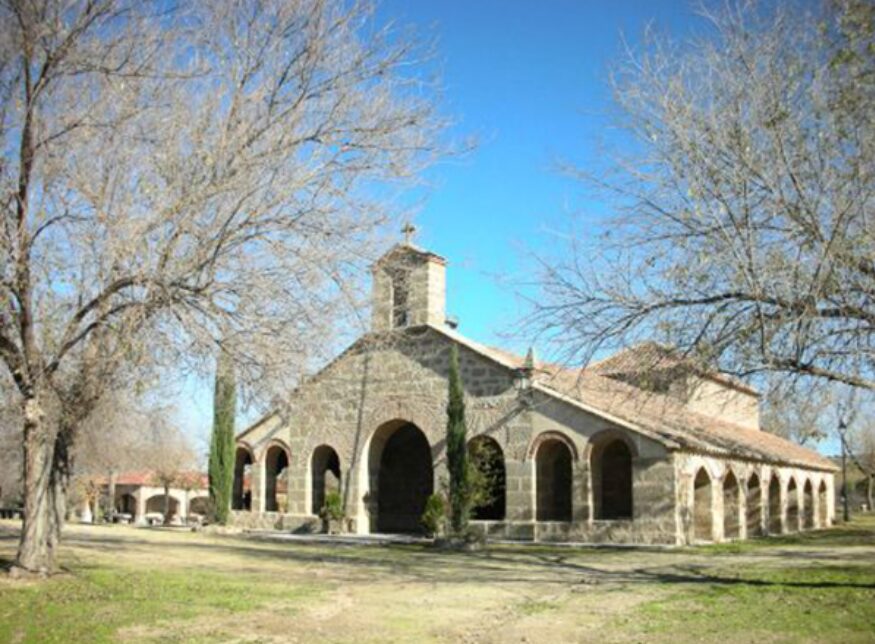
[1,515,874,643]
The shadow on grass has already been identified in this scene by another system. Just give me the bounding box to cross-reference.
[3,516,875,591]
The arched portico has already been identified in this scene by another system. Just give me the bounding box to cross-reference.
[589,431,634,520]
[468,435,506,521]
[311,444,341,515]
[693,467,713,542]
[366,420,434,534]
[768,474,782,534]
[232,444,254,511]
[533,433,574,522]
[746,473,762,537]
[723,471,740,540]
[264,442,290,513]
[786,478,799,532]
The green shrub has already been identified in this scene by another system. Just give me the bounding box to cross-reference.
[320,491,344,522]
[421,493,447,538]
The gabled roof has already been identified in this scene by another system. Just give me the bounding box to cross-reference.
[428,325,835,472]
[236,324,836,472]
[590,342,760,397]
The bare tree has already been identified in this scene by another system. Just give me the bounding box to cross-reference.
[142,419,196,525]
[528,1,874,392]
[0,0,447,574]
[761,382,834,445]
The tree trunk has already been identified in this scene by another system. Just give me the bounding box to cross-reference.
[14,397,58,575]
[48,428,73,558]
[868,475,873,513]
[163,484,171,525]
[107,470,117,522]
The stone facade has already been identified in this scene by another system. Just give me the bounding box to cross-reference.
[232,244,837,544]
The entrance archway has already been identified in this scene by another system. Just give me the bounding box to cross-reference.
[592,438,633,520]
[768,475,782,534]
[535,436,573,521]
[265,444,290,512]
[469,435,506,521]
[369,421,433,533]
[693,468,713,542]
[786,478,799,532]
[723,471,740,539]
[803,480,814,529]
[232,445,253,510]
[311,445,341,515]
[116,493,136,516]
[746,473,762,537]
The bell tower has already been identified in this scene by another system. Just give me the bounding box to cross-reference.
[371,226,447,332]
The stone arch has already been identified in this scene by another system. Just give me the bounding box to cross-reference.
[818,480,829,527]
[189,495,210,516]
[368,420,434,534]
[534,434,573,521]
[527,430,579,462]
[768,474,782,534]
[693,467,713,542]
[803,479,815,529]
[264,442,290,513]
[311,444,341,515]
[232,444,254,511]
[722,470,740,539]
[746,472,762,537]
[786,477,799,532]
[590,431,635,520]
[145,494,179,517]
[116,492,137,516]
[468,435,506,521]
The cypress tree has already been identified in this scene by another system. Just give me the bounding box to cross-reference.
[446,344,470,535]
[209,351,236,524]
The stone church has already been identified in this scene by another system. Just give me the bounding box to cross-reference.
[232,242,837,544]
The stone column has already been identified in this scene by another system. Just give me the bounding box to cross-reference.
[252,457,266,514]
[134,489,146,525]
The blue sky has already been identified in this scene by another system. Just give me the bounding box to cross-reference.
[180,1,825,457]
[375,0,696,349]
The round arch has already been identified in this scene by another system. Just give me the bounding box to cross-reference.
[786,477,800,532]
[693,467,713,542]
[264,441,291,513]
[723,470,740,539]
[589,430,635,521]
[746,472,763,537]
[311,444,341,515]
[534,433,574,522]
[468,435,506,521]
[367,420,434,534]
[232,443,255,511]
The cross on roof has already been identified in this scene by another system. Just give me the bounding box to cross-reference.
[402,222,417,245]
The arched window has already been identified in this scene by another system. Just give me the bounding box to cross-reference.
[723,471,740,539]
[746,473,762,537]
[592,438,633,520]
[265,444,290,513]
[311,445,341,515]
[468,435,506,521]
[693,468,713,542]
[535,436,573,521]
